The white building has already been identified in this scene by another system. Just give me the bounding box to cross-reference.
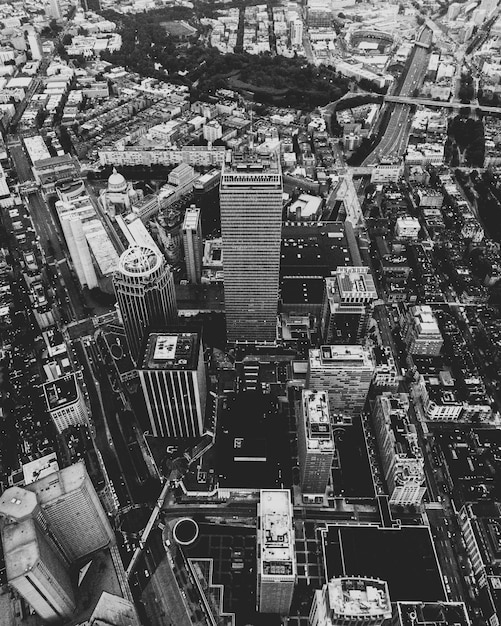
[310,577,391,626]
[257,489,296,615]
[373,393,426,506]
[42,374,89,434]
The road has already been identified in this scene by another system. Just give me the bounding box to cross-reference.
[362,27,432,165]
[7,138,34,183]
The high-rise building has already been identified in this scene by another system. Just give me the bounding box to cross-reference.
[220,153,283,343]
[310,577,391,626]
[297,390,335,494]
[27,32,43,60]
[24,462,115,562]
[0,463,114,621]
[2,518,75,622]
[46,0,62,19]
[257,489,296,615]
[289,19,303,46]
[182,205,203,284]
[56,200,99,289]
[373,394,426,506]
[42,373,89,434]
[402,305,443,356]
[138,330,207,438]
[307,345,374,425]
[321,267,377,344]
[113,246,177,362]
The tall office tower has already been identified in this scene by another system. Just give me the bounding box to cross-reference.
[402,305,443,356]
[220,153,283,343]
[2,518,75,622]
[25,462,115,562]
[56,201,99,289]
[182,205,203,284]
[113,246,177,362]
[373,393,426,506]
[310,577,391,626]
[297,390,335,494]
[256,489,296,615]
[42,373,89,434]
[289,18,303,46]
[138,331,207,438]
[27,32,43,60]
[321,267,377,344]
[307,345,374,425]
[46,0,62,19]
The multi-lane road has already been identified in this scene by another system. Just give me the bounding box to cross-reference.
[363,27,432,165]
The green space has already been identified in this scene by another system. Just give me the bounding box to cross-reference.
[101,7,350,110]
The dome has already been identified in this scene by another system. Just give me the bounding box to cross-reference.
[108,167,127,192]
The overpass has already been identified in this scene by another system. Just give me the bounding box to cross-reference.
[385,94,501,114]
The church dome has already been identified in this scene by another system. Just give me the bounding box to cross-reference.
[108,167,127,192]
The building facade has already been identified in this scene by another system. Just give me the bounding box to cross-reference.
[373,393,426,505]
[257,489,296,615]
[298,390,335,494]
[182,205,203,284]
[138,331,207,438]
[307,345,374,425]
[321,267,377,344]
[42,373,89,434]
[402,305,443,356]
[113,246,177,363]
[220,153,283,343]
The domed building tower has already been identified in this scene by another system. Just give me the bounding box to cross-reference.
[100,168,140,217]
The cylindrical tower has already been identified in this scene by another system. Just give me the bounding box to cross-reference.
[113,246,177,363]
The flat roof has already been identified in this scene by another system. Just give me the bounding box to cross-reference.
[43,373,79,411]
[310,345,375,369]
[0,486,38,522]
[140,332,199,371]
[303,390,334,450]
[183,206,200,230]
[327,578,391,619]
[22,453,59,486]
[259,489,295,577]
[396,601,470,626]
[324,524,446,602]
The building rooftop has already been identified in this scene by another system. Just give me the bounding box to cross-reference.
[303,390,334,451]
[140,332,200,371]
[183,206,200,231]
[325,267,378,306]
[0,486,38,522]
[22,453,59,486]
[118,245,163,277]
[259,489,295,578]
[25,461,89,507]
[327,577,391,619]
[396,602,470,626]
[323,524,446,602]
[43,373,79,411]
[310,345,375,369]
[2,518,44,582]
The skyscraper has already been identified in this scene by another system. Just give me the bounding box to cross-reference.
[42,373,89,434]
[113,246,177,362]
[307,345,374,425]
[321,267,377,344]
[297,390,335,494]
[256,489,296,615]
[2,518,75,622]
[402,305,443,356]
[373,393,426,506]
[182,205,203,284]
[0,462,114,621]
[138,330,207,438]
[220,153,283,343]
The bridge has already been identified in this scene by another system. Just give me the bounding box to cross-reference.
[385,94,501,115]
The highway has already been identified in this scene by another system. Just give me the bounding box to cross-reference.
[362,27,432,165]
